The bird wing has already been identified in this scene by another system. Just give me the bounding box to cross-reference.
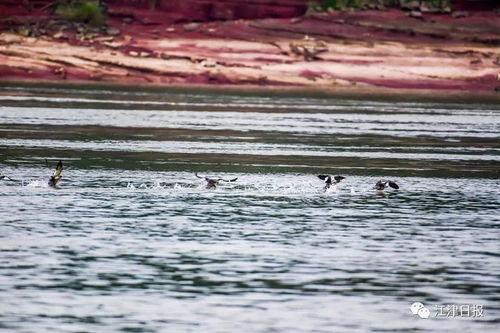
[388,181,399,189]
[52,160,63,179]
[219,177,238,182]
[195,173,207,180]
[334,176,345,182]
[318,175,332,184]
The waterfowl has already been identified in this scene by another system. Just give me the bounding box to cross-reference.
[0,173,15,182]
[374,180,399,191]
[318,174,345,191]
[48,160,63,188]
[195,173,237,190]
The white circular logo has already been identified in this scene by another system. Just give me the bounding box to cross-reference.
[418,307,430,319]
[410,302,424,315]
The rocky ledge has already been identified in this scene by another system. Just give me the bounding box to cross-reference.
[0,1,499,94]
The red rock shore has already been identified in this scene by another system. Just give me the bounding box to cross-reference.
[0,1,499,95]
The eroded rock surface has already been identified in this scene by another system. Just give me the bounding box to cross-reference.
[0,2,499,92]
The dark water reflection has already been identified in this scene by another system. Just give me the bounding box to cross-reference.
[0,85,499,332]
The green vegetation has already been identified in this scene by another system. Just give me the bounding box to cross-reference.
[420,0,451,11]
[55,0,107,27]
[308,0,451,12]
[307,0,377,12]
[321,0,343,11]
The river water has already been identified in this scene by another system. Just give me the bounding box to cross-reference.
[0,84,499,332]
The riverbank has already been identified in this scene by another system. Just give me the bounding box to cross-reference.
[1,5,499,95]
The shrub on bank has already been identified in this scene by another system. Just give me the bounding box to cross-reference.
[55,0,107,27]
[308,0,452,12]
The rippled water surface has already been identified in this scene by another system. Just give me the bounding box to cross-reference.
[0,84,499,332]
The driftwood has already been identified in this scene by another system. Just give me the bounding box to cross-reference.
[289,40,328,61]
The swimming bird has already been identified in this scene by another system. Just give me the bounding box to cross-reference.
[0,173,15,182]
[374,180,399,191]
[48,160,63,188]
[195,173,237,190]
[318,174,345,191]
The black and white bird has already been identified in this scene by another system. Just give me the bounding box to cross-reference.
[195,173,238,190]
[318,174,345,191]
[374,180,399,191]
[0,173,15,182]
[48,160,63,188]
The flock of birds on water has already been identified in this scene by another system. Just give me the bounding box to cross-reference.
[0,160,400,192]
